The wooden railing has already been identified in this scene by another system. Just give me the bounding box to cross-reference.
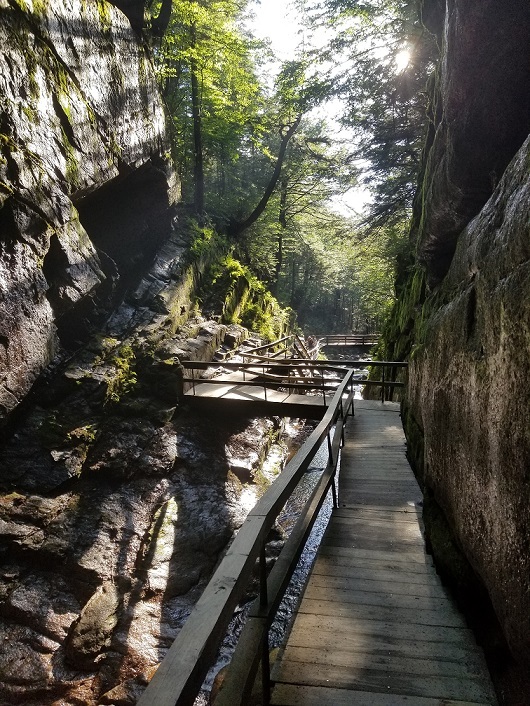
[180,359,407,404]
[317,333,380,347]
[240,334,311,362]
[181,360,347,405]
[137,371,356,706]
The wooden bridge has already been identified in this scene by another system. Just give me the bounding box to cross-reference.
[180,331,402,416]
[317,333,380,348]
[269,400,497,706]
[138,342,497,706]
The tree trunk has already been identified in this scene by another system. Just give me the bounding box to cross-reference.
[228,116,301,237]
[151,0,173,37]
[190,26,204,215]
[272,175,288,293]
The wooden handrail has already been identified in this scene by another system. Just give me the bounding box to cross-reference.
[241,335,293,356]
[181,359,407,402]
[317,333,380,347]
[181,359,407,370]
[137,372,356,706]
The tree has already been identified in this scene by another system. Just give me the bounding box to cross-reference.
[303,0,436,228]
[155,0,265,214]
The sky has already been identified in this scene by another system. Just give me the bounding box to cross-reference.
[247,0,372,216]
[249,0,304,60]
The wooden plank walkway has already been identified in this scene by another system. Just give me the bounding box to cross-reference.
[270,400,497,706]
[184,370,327,418]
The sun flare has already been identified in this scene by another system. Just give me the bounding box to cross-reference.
[395,49,411,71]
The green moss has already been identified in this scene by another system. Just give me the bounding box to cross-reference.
[62,127,80,187]
[21,104,38,123]
[97,0,112,32]
[31,0,48,18]
[67,424,98,444]
[105,344,138,404]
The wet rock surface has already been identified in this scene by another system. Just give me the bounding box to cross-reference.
[0,131,281,704]
[0,357,286,704]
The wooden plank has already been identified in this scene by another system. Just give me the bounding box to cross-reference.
[321,535,427,554]
[273,661,496,703]
[271,683,491,706]
[316,544,432,566]
[306,547,439,572]
[334,503,422,516]
[307,574,450,599]
[284,612,478,647]
[323,524,425,547]
[296,597,466,628]
[328,515,423,536]
[339,491,422,509]
[332,505,423,522]
[311,564,444,590]
[284,622,486,665]
[321,535,426,553]
[273,645,488,679]
[302,584,460,614]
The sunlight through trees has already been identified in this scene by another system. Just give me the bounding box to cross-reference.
[148,0,434,333]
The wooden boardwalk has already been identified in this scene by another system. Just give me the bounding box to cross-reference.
[270,400,497,706]
[184,370,328,418]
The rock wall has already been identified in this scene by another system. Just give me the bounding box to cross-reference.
[416,0,530,285]
[393,0,530,674]
[0,0,178,424]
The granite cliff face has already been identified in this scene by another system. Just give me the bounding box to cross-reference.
[394,0,530,679]
[0,0,177,423]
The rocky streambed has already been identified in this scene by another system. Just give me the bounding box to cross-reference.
[0,374,306,705]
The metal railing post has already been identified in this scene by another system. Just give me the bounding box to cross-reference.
[381,366,386,403]
[262,631,271,705]
[331,474,338,509]
[339,398,345,447]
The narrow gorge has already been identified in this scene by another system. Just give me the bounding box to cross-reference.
[0,0,529,704]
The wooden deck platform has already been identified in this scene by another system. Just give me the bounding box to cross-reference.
[270,400,497,706]
[184,371,328,419]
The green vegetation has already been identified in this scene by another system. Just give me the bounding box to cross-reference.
[105,344,138,405]
[145,0,434,339]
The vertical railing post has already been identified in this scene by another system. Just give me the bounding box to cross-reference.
[339,399,345,448]
[259,541,271,705]
[331,474,338,509]
[381,365,386,403]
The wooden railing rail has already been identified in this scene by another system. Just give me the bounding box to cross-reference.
[240,335,294,360]
[136,372,356,706]
[317,333,380,347]
[180,359,407,404]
